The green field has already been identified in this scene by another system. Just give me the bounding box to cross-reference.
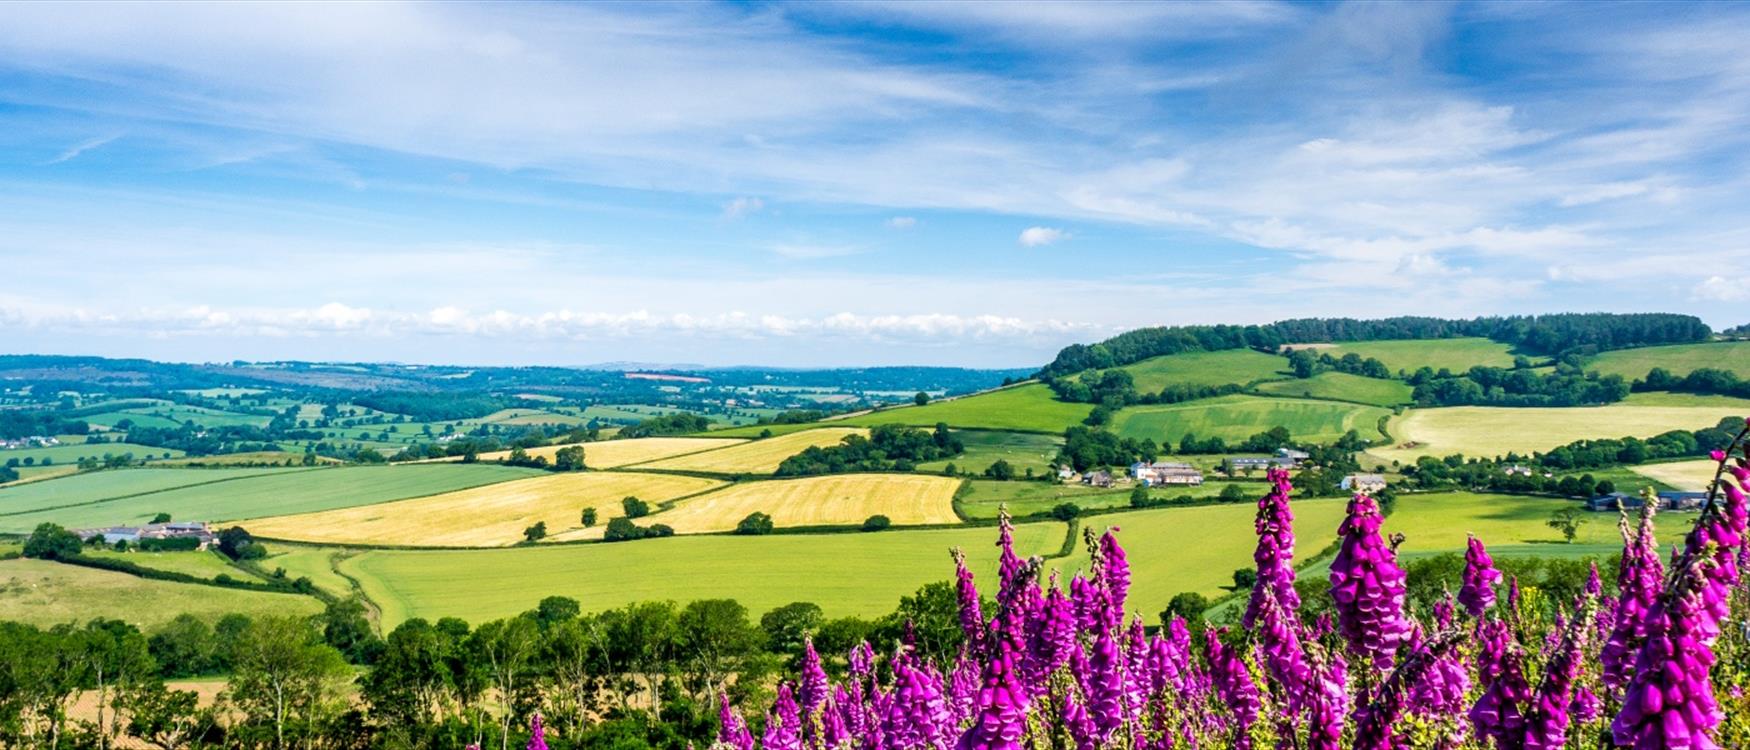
[1051,499,1352,611]
[916,431,1064,476]
[0,558,322,628]
[0,467,305,517]
[344,522,1068,626]
[837,384,1090,434]
[955,479,1260,519]
[1115,350,1290,391]
[80,548,251,582]
[262,545,363,598]
[0,464,545,533]
[1370,396,1750,463]
[1303,338,1519,374]
[0,441,184,465]
[1588,341,1750,380]
[1109,395,1390,444]
[83,403,272,430]
[1252,372,1413,406]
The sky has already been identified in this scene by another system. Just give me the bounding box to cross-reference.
[1,1,1748,368]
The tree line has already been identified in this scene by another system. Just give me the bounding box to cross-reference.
[773,425,962,476]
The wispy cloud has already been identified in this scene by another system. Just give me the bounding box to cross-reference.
[885,216,916,229]
[44,134,119,164]
[722,196,765,219]
[1018,227,1069,247]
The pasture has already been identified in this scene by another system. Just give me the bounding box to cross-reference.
[955,480,1259,519]
[0,558,321,628]
[245,472,724,547]
[1051,499,1352,609]
[1630,459,1721,492]
[0,466,305,517]
[915,430,1063,476]
[1252,372,1413,406]
[1115,350,1290,391]
[837,384,1091,434]
[0,441,183,465]
[80,548,247,582]
[1109,395,1390,444]
[1369,398,1750,463]
[0,464,543,533]
[570,473,962,538]
[1299,337,1518,373]
[633,428,865,474]
[1587,341,1750,380]
[262,545,360,598]
[434,436,746,468]
[342,521,1068,626]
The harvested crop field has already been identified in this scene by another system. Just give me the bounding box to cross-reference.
[556,473,960,539]
[1631,459,1722,492]
[245,471,724,547]
[632,428,864,474]
[1110,395,1389,444]
[438,436,746,468]
[1370,399,1750,463]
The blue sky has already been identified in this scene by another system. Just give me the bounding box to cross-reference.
[1,1,1747,368]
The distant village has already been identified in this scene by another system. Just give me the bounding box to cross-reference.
[0,435,60,451]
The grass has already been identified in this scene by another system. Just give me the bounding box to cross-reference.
[1299,337,1519,374]
[634,428,866,474]
[0,558,321,628]
[1369,398,1750,463]
[1252,372,1413,406]
[955,479,1260,519]
[1587,341,1750,380]
[569,473,962,539]
[430,436,747,468]
[343,521,1068,626]
[836,384,1091,434]
[477,408,590,426]
[1383,492,1689,555]
[83,403,272,430]
[0,467,303,516]
[1114,350,1290,391]
[0,441,184,465]
[1047,499,1352,611]
[707,423,830,438]
[0,464,545,533]
[246,472,724,547]
[157,451,333,467]
[262,545,360,598]
[80,548,248,582]
[915,431,1064,476]
[1630,460,1721,492]
[1109,395,1390,444]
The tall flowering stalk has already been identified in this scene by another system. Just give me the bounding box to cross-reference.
[1523,584,1598,750]
[1244,469,1300,628]
[1459,534,1502,618]
[1603,493,1665,692]
[525,713,547,750]
[1330,492,1412,668]
[718,694,755,750]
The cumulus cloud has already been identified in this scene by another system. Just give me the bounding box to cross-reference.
[1018,226,1069,247]
[721,197,765,219]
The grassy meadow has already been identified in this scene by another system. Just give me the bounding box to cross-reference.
[0,558,322,628]
[1252,371,1413,406]
[0,467,303,517]
[1370,395,1750,463]
[79,548,249,582]
[0,441,184,465]
[1302,337,1519,373]
[955,479,1261,519]
[1110,395,1390,444]
[343,521,1069,626]
[1587,341,1750,380]
[1116,350,1290,391]
[247,472,724,547]
[633,428,865,474]
[1630,459,1722,492]
[0,464,544,533]
[915,430,1064,476]
[261,545,361,599]
[837,384,1091,434]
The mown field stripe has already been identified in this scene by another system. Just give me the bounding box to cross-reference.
[0,466,328,518]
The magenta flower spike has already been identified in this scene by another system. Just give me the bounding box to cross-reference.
[525,713,547,750]
[996,509,1023,593]
[883,659,953,750]
[1524,593,1596,750]
[1097,527,1130,631]
[800,636,830,716]
[1305,650,1348,750]
[1245,469,1300,628]
[1571,684,1601,724]
[1610,562,1725,750]
[955,642,1028,750]
[850,641,875,679]
[1205,629,1260,750]
[765,684,803,750]
[953,549,986,652]
[718,694,755,750]
[1457,534,1501,618]
[1470,619,1530,747]
[1086,625,1128,741]
[1329,492,1412,668]
[1603,497,1665,691]
[1253,583,1311,712]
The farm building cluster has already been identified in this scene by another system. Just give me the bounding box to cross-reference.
[1584,490,1709,513]
[0,435,60,450]
[76,521,218,548]
[1051,449,1396,494]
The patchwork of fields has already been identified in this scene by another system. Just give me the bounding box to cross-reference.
[1369,395,1750,463]
[1252,371,1413,406]
[1303,337,1518,373]
[1110,395,1390,444]
[837,384,1091,434]
[1115,350,1290,391]
[633,428,865,474]
[559,473,962,539]
[246,472,725,547]
[915,430,1063,476]
[433,436,746,468]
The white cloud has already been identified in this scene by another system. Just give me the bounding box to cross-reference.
[769,242,859,260]
[885,216,917,229]
[1694,275,1748,302]
[46,134,120,164]
[1018,226,1069,247]
[722,197,764,219]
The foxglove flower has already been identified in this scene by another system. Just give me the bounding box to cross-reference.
[1245,469,1300,628]
[1603,497,1663,691]
[1470,619,1529,747]
[765,684,803,750]
[1524,593,1596,750]
[1305,650,1348,750]
[1329,492,1412,668]
[1458,534,1501,618]
[883,659,953,750]
[1253,584,1311,712]
[1097,527,1130,631]
[800,637,830,715]
[956,643,1028,750]
[526,714,547,750]
[953,550,986,652]
[1086,626,1128,741]
[1205,629,1259,750]
[719,694,754,750]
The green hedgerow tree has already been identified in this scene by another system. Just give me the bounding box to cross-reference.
[622,496,650,519]
[581,507,598,527]
[734,512,774,536]
[523,521,548,543]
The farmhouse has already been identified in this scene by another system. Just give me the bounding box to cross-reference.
[1584,491,1708,513]
[1129,461,1204,486]
[1082,470,1115,488]
[1340,473,1388,493]
[1227,456,1298,472]
[1056,466,1078,482]
[80,521,217,548]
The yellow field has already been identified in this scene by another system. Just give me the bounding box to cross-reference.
[1631,460,1721,492]
[431,437,745,468]
[245,472,724,547]
[550,473,961,540]
[632,428,866,474]
[1369,400,1750,463]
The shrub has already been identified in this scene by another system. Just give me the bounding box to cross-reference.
[581,507,598,527]
[1050,503,1081,521]
[622,496,650,519]
[734,512,775,536]
[862,515,892,532]
[23,523,84,560]
[523,521,548,542]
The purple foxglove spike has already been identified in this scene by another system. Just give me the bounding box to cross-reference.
[952,549,986,653]
[1329,492,1412,668]
[1253,584,1311,713]
[1205,629,1260,750]
[1603,496,1665,691]
[1433,591,1456,631]
[525,713,547,750]
[1305,650,1348,750]
[765,684,803,750]
[955,643,1029,750]
[800,636,830,716]
[719,694,755,750]
[1457,534,1501,618]
[1244,469,1301,629]
[1086,626,1129,741]
[882,660,953,750]
[1098,527,1130,630]
[1469,619,1530,748]
[850,641,875,679]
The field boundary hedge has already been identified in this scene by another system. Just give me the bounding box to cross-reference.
[49,552,324,599]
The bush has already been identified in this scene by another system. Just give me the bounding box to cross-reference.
[1050,503,1081,521]
[1219,484,1249,502]
[622,496,650,519]
[23,523,84,560]
[149,512,172,524]
[551,445,586,472]
[524,521,548,542]
[1162,591,1210,622]
[734,512,775,536]
[862,515,892,532]
[603,517,674,543]
[581,507,598,527]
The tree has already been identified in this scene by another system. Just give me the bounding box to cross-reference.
[983,459,1015,481]
[862,515,892,532]
[225,616,351,750]
[217,526,265,560]
[551,445,586,472]
[1219,484,1249,503]
[581,507,598,527]
[734,512,774,536]
[1050,503,1080,521]
[1130,485,1152,508]
[1230,568,1257,590]
[622,496,650,519]
[467,616,541,750]
[604,517,641,542]
[523,521,548,543]
[760,602,824,657]
[1547,507,1587,543]
[148,512,172,524]
[23,522,84,560]
[914,392,930,406]
[535,596,580,627]
[321,598,380,664]
[1162,592,1210,623]
[121,682,215,750]
[78,618,156,750]
[676,599,760,700]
